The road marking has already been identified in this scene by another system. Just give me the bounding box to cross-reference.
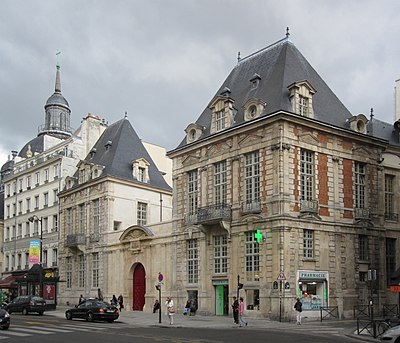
[60,325,92,331]
[0,331,30,337]
[35,327,73,333]
[10,327,53,334]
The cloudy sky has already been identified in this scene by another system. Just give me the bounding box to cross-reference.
[1,0,399,167]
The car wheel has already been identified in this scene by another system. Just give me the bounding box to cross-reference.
[22,308,28,315]
[66,311,72,320]
[38,311,44,316]
[1,325,9,330]
[107,320,114,323]
[395,337,400,343]
[87,312,94,322]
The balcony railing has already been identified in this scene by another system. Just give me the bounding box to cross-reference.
[385,212,398,222]
[241,199,262,214]
[300,199,319,213]
[66,234,85,247]
[197,204,232,224]
[354,207,370,220]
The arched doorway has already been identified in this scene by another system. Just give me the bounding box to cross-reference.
[132,263,146,311]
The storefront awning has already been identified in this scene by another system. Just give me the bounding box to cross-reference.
[0,275,18,289]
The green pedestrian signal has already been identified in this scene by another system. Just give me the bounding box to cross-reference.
[254,229,263,243]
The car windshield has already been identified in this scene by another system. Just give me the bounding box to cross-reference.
[32,297,43,302]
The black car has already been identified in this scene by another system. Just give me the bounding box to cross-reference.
[65,299,119,322]
[0,309,10,330]
[6,295,46,315]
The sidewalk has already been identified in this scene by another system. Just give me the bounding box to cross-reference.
[47,307,379,342]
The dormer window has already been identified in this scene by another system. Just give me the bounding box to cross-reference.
[347,114,368,134]
[216,110,226,131]
[243,98,265,121]
[250,73,261,89]
[132,158,150,183]
[209,95,234,134]
[288,80,316,118]
[185,123,204,144]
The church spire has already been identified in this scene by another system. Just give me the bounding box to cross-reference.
[55,51,61,93]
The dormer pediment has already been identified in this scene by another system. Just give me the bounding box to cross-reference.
[347,114,368,134]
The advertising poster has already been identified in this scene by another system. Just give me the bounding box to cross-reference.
[29,239,40,265]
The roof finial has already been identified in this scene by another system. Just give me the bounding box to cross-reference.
[124,111,128,118]
[237,51,241,63]
[286,27,290,39]
[56,51,61,70]
[55,51,62,93]
[370,107,374,119]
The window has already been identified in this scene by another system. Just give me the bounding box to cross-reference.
[188,240,199,284]
[6,184,10,197]
[12,226,16,240]
[12,203,16,216]
[303,230,314,258]
[44,168,49,182]
[214,161,227,204]
[138,167,145,182]
[26,198,31,212]
[52,249,58,266]
[246,231,260,281]
[17,254,22,269]
[359,271,367,283]
[43,192,49,207]
[53,189,58,204]
[17,224,22,238]
[34,195,39,209]
[43,217,48,233]
[137,202,147,226]
[93,200,100,235]
[386,238,396,286]
[53,215,58,232]
[26,175,31,189]
[33,221,39,236]
[18,200,22,214]
[92,253,99,288]
[53,164,59,178]
[35,172,40,185]
[188,170,198,216]
[355,162,365,208]
[216,110,226,131]
[385,175,395,219]
[6,205,10,218]
[79,204,85,234]
[19,179,23,192]
[359,235,369,261]
[213,235,228,274]
[299,95,309,116]
[25,252,29,269]
[78,255,85,288]
[43,250,48,267]
[300,150,314,201]
[245,152,260,203]
[66,257,72,289]
[25,222,30,237]
[66,208,73,235]
[5,227,10,241]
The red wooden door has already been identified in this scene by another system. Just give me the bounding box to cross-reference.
[132,263,146,311]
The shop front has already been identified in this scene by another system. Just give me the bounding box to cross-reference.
[297,270,328,312]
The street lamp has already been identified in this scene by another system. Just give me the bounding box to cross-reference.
[28,215,43,297]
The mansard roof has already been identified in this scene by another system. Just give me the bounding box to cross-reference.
[82,118,171,191]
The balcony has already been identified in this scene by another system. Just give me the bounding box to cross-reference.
[90,233,100,242]
[385,212,398,222]
[300,199,319,213]
[354,207,370,220]
[196,204,232,225]
[241,199,262,214]
[66,234,85,247]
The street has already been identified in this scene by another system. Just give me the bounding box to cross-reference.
[2,313,365,343]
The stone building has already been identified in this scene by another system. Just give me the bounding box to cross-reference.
[165,35,400,319]
[57,117,173,308]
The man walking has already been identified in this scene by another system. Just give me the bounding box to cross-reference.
[294,298,302,324]
[232,296,239,324]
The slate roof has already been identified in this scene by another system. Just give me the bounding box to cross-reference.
[173,37,399,150]
[18,135,45,158]
[82,118,171,192]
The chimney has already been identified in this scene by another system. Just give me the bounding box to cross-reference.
[395,79,400,122]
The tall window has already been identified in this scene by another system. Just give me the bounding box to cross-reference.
[79,204,85,234]
[300,150,314,201]
[213,235,228,274]
[299,95,309,116]
[35,172,40,185]
[355,162,365,208]
[245,152,260,203]
[214,161,227,204]
[52,248,58,266]
[26,175,31,189]
[66,208,73,235]
[53,214,58,232]
[385,175,395,219]
[53,189,58,204]
[93,199,100,235]
[92,252,99,288]
[34,195,39,209]
[359,235,369,261]
[246,231,260,281]
[303,229,314,258]
[66,257,72,288]
[386,238,396,285]
[26,198,31,212]
[138,167,145,182]
[43,192,49,207]
[188,170,198,216]
[53,164,59,178]
[216,110,226,131]
[137,202,147,226]
[78,255,85,288]
[44,168,49,182]
[188,239,199,284]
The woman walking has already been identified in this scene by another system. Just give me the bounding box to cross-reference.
[165,297,175,325]
[238,297,247,327]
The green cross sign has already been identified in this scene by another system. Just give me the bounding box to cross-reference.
[254,229,263,243]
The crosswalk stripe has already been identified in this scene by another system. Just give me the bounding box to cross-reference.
[0,336,8,339]
[0,331,30,337]
[11,327,53,334]
[63,323,107,330]
[60,325,92,331]
[34,327,73,333]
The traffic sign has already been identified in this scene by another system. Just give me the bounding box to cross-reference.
[277,272,286,281]
[254,230,263,243]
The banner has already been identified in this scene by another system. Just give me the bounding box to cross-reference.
[29,239,41,265]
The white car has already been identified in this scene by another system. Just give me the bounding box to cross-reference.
[381,324,400,342]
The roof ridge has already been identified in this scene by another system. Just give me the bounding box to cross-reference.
[238,36,290,64]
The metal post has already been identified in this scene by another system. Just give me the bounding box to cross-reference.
[279,280,282,322]
[237,275,240,299]
[158,284,162,324]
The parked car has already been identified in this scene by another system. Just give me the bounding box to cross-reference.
[6,296,46,315]
[65,299,119,322]
[381,323,400,342]
[0,309,10,330]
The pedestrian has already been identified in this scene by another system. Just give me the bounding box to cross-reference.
[189,298,198,316]
[97,288,104,301]
[294,297,302,324]
[78,294,84,305]
[111,294,118,306]
[118,294,124,310]
[165,297,175,325]
[153,299,160,313]
[183,300,190,315]
[238,297,247,327]
[232,296,239,324]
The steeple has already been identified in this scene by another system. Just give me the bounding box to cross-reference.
[40,52,72,139]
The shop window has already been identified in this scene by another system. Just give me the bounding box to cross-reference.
[246,289,260,310]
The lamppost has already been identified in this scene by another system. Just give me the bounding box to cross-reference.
[28,215,43,296]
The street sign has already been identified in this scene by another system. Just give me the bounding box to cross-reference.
[277,272,286,281]
[158,272,164,283]
[254,229,263,243]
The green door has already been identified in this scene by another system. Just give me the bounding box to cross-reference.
[215,285,224,315]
